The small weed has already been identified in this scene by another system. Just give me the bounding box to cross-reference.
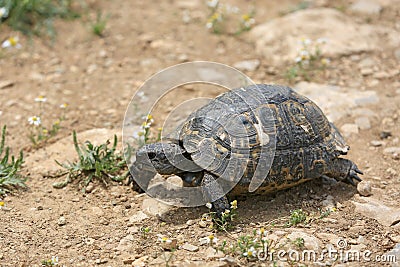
[0,125,26,195]
[205,0,255,35]
[285,38,330,83]
[140,226,151,239]
[133,114,162,148]
[287,209,307,226]
[292,237,305,248]
[28,97,67,147]
[54,131,128,191]
[91,11,108,37]
[205,200,238,232]
[40,256,58,266]
[0,0,80,40]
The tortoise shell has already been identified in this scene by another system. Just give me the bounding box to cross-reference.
[178,84,348,194]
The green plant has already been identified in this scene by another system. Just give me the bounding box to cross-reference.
[292,237,305,248]
[205,0,255,35]
[28,98,67,147]
[134,115,162,148]
[54,131,128,191]
[205,200,238,232]
[91,10,107,37]
[285,38,330,82]
[41,256,58,266]
[287,209,307,226]
[0,125,26,195]
[140,226,151,239]
[0,0,81,39]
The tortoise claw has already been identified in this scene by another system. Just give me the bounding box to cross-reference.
[343,163,363,186]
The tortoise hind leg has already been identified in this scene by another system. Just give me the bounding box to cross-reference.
[201,172,230,218]
[327,158,363,186]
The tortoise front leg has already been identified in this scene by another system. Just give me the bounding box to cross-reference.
[327,158,363,186]
[201,172,230,217]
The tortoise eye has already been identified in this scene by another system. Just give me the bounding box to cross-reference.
[148,152,157,159]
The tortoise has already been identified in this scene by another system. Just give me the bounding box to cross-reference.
[128,84,362,216]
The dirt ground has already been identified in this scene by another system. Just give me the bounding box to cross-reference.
[0,0,399,266]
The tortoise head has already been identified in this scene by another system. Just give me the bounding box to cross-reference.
[135,142,186,175]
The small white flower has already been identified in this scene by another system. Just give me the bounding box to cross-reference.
[206,22,213,29]
[257,227,267,236]
[207,0,219,8]
[28,116,41,126]
[59,103,68,109]
[2,36,22,49]
[317,37,328,44]
[51,256,58,265]
[199,234,218,245]
[230,200,237,209]
[321,58,331,66]
[205,202,212,209]
[295,56,302,63]
[301,38,312,46]
[34,96,47,103]
[0,7,8,18]
[243,246,257,257]
[158,236,172,243]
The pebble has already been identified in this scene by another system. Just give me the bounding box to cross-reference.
[386,167,397,177]
[361,68,374,75]
[58,216,66,226]
[380,131,392,139]
[181,243,199,252]
[0,80,14,90]
[370,140,385,147]
[341,123,359,136]
[350,0,382,15]
[383,147,400,156]
[132,256,148,267]
[357,181,372,196]
[205,247,225,259]
[129,211,149,223]
[233,59,260,72]
[85,184,95,193]
[355,116,371,130]
[186,219,196,226]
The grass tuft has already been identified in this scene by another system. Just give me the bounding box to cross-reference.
[0,125,26,195]
[54,130,128,191]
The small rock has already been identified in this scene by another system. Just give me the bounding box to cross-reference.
[132,256,148,267]
[129,211,149,223]
[373,71,389,79]
[95,258,108,264]
[85,184,95,193]
[37,206,44,210]
[361,68,374,75]
[92,206,104,217]
[357,181,372,196]
[87,64,97,74]
[0,80,14,90]
[71,197,80,202]
[355,117,371,130]
[141,197,173,217]
[341,124,359,136]
[122,258,134,264]
[58,216,66,226]
[205,247,225,259]
[370,140,385,147]
[353,198,400,226]
[233,59,260,72]
[181,243,199,252]
[199,220,207,228]
[386,167,397,177]
[350,0,382,15]
[383,147,400,156]
[380,131,392,139]
[186,219,196,226]
[358,57,374,68]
